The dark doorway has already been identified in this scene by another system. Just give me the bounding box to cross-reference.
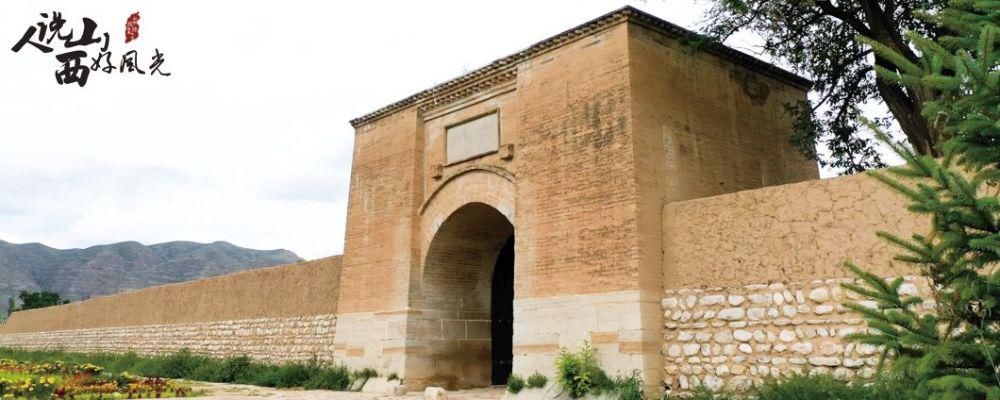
[491,235,515,385]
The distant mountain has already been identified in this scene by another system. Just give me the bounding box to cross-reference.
[0,240,303,315]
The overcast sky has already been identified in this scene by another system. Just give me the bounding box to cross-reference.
[0,1,798,260]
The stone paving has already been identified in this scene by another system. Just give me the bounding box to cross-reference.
[190,381,505,400]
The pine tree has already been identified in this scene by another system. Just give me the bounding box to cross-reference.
[843,1,1000,399]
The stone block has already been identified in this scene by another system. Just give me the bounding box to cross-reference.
[425,387,448,400]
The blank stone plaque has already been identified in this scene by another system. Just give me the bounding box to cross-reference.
[446,112,499,164]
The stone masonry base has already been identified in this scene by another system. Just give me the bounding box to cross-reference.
[662,277,931,392]
[0,314,337,364]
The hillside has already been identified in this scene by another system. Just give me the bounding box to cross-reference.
[0,240,303,315]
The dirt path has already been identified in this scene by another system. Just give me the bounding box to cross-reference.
[187,381,505,400]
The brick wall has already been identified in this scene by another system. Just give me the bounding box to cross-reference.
[338,108,423,315]
[513,23,638,298]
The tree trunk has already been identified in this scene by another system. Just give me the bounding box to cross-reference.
[875,74,938,156]
[859,0,943,156]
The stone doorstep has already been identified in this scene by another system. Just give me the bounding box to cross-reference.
[362,377,407,395]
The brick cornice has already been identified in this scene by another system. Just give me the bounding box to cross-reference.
[349,6,811,129]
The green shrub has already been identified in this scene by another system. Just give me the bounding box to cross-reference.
[751,374,861,399]
[347,366,378,389]
[352,367,378,380]
[215,356,253,383]
[132,357,165,378]
[755,374,920,400]
[507,374,526,394]
[265,363,313,388]
[189,361,223,382]
[683,374,922,400]
[157,349,211,378]
[107,351,140,373]
[387,372,400,381]
[555,341,607,398]
[234,363,271,385]
[526,371,547,389]
[0,347,381,392]
[601,370,643,400]
[303,364,352,390]
[689,385,729,400]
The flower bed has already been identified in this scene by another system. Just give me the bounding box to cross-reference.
[0,359,195,399]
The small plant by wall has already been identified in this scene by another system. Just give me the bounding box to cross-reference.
[526,371,547,389]
[507,374,526,394]
[605,371,643,400]
[555,342,644,399]
[555,341,606,398]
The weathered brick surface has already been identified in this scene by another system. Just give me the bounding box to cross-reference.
[512,23,637,299]
[629,22,819,296]
[629,25,817,206]
[338,109,422,315]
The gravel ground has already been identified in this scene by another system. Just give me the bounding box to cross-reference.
[186,381,505,400]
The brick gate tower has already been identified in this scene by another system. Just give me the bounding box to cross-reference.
[333,6,818,391]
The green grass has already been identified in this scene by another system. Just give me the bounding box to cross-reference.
[0,370,49,382]
[0,347,365,391]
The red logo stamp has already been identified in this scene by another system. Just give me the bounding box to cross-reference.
[125,12,139,43]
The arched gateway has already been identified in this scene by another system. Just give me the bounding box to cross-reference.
[417,202,515,387]
[333,5,817,393]
[403,168,518,388]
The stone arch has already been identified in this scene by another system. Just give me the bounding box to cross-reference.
[419,165,516,216]
[420,166,514,216]
[419,168,515,255]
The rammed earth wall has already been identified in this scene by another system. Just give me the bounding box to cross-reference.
[0,256,342,362]
[661,173,929,391]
